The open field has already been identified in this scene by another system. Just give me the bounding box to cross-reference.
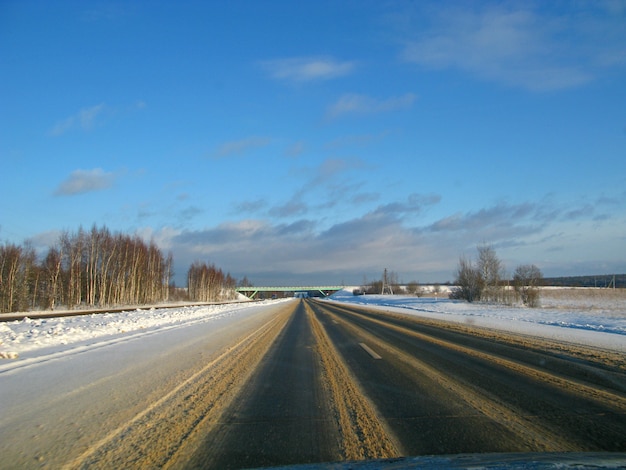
[540,288,626,317]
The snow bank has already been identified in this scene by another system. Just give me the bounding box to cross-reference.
[0,300,290,361]
[326,289,626,352]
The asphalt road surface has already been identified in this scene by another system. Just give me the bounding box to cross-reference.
[2,299,625,469]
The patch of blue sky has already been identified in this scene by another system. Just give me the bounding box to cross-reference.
[1,0,625,285]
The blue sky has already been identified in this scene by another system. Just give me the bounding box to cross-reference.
[1,0,625,286]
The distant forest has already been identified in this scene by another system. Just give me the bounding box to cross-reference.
[0,225,238,313]
[542,274,625,288]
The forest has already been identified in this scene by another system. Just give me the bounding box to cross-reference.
[0,225,238,313]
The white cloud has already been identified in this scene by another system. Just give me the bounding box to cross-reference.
[285,141,305,158]
[136,226,181,252]
[327,93,416,119]
[48,104,106,136]
[400,4,609,91]
[260,56,356,82]
[213,136,271,158]
[26,230,63,253]
[48,117,75,137]
[54,168,116,196]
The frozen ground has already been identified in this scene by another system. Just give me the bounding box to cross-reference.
[1,288,624,362]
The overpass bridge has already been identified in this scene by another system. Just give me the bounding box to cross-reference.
[235,286,344,300]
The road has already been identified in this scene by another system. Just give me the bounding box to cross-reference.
[1,299,625,469]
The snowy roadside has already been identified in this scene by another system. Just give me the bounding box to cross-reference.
[2,288,624,362]
[0,299,291,362]
[324,289,626,353]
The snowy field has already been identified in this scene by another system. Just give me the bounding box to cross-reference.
[1,288,625,363]
[325,288,626,353]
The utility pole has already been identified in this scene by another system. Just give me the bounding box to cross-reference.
[381,268,394,295]
[608,275,616,289]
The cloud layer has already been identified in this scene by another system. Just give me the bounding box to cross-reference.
[48,104,106,136]
[213,136,271,159]
[327,93,416,119]
[54,168,116,196]
[260,56,356,82]
[400,3,626,91]
[150,186,624,286]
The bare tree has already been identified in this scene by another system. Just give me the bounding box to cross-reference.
[224,273,237,300]
[238,276,253,288]
[0,243,23,312]
[163,252,173,301]
[452,256,482,302]
[0,242,36,312]
[476,244,504,302]
[188,261,236,302]
[406,280,421,297]
[97,231,116,307]
[513,264,543,307]
[60,228,84,309]
[43,247,62,310]
[20,242,37,310]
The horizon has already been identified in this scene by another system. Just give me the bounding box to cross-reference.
[2,1,625,286]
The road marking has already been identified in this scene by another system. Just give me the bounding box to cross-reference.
[359,342,382,360]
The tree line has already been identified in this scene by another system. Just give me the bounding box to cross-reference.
[0,225,238,313]
[452,244,543,307]
[357,245,544,308]
[187,261,237,302]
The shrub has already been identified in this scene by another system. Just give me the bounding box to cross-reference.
[513,264,543,307]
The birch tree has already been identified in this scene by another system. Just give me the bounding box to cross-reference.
[0,243,22,312]
[476,244,504,302]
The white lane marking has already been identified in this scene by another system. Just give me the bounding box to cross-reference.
[359,342,382,360]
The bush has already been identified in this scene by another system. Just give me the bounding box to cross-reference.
[453,256,482,302]
[513,264,543,307]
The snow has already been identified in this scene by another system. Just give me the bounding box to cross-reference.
[325,288,626,353]
[0,299,291,365]
[1,288,624,364]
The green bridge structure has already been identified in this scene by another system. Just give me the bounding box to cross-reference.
[235,286,344,300]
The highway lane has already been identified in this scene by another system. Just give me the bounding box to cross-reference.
[181,299,342,469]
[307,299,626,455]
